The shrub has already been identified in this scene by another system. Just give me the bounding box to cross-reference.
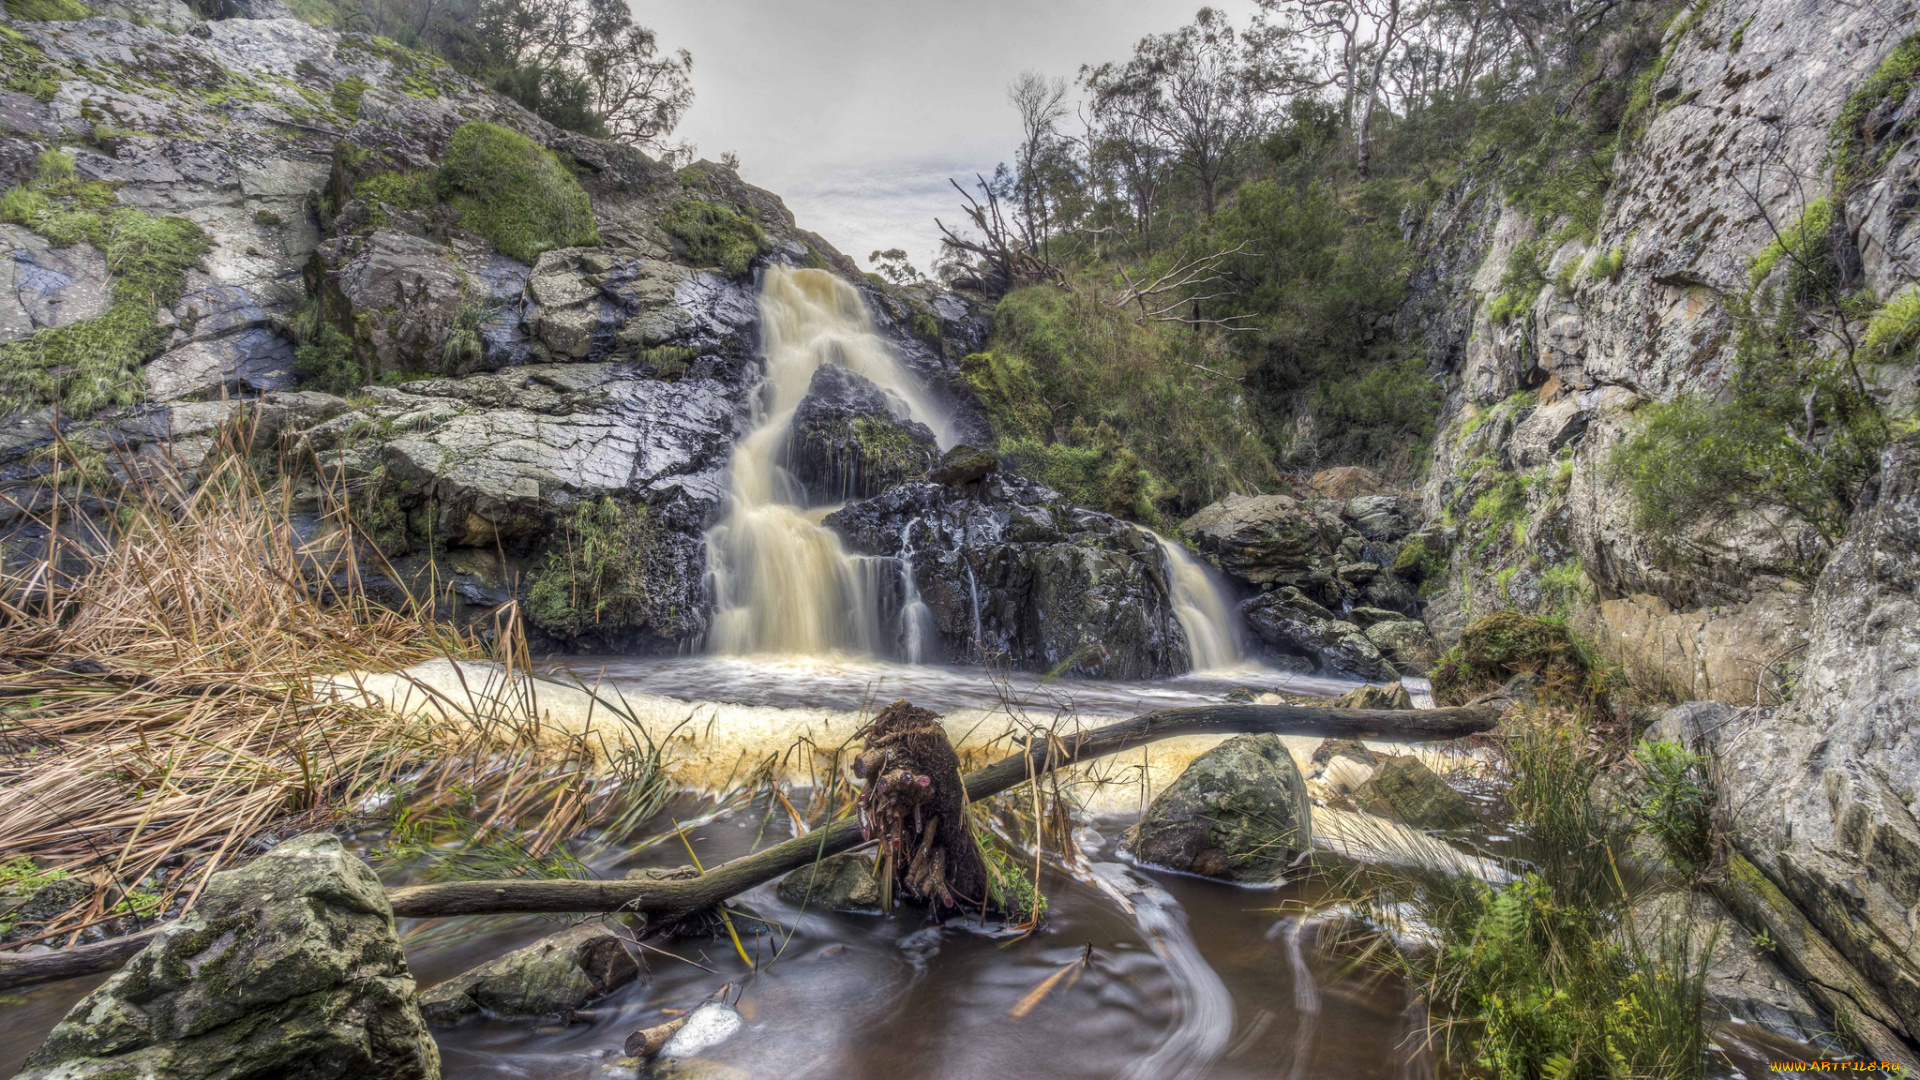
[1308,357,1444,470]
[294,323,361,395]
[1587,245,1625,280]
[980,285,1277,521]
[661,197,769,277]
[437,121,598,263]
[1632,740,1715,872]
[1747,196,1833,293]
[1430,611,1598,707]
[1487,237,1549,326]
[1832,32,1920,191]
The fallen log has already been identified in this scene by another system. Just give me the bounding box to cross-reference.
[0,701,1501,991]
[383,702,1501,919]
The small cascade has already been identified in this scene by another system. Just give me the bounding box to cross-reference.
[896,522,937,664]
[1150,532,1246,673]
[705,267,952,657]
[964,560,985,663]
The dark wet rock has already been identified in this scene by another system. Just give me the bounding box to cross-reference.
[775,852,883,912]
[145,328,296,402]
[311,230,474,378]
[1240,587,1392,681]
[1632,890,1830,1047]
[786,365,936,504]
[1353,755,1478,830]
[825,472,1188,679]
[1332,682,1413,710]
[17,834,439,1080]
[1124,734,1312,883]
[419,922,640,1024]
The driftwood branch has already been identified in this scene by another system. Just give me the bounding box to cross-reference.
[0,702,1500,991]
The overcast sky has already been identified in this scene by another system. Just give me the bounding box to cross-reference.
[642,0,1260,274]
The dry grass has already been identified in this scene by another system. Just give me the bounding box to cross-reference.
[0,426,667,947]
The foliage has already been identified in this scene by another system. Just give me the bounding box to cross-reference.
[1538,561,1590,618]
[1607,300,1888,556]
[1747,196,1833,293]
[973,822,1046,923]
[330,75,370,120]
[441,300,489,367]
[294,322,362,395]
[1489,237,1550,326]
[973,285,1277,520]
[1631,741,1715,873]
[661,197,768,277]
[2,26,63,101]
[5,0,89,19]
[1832,32,1920,192]
[1864,287,1920,362]
[1588,246,1625,281]
[526,496,674,639]
[436,121,599,263]
[0,151,209,417]
[1307,357,1445,470]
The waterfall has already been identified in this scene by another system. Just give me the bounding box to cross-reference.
[897,522,937,664]
[705,266,951,657]
[1151,533,1245,673]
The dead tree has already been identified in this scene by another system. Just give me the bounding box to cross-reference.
[935,175,1063,292]
[1108,242,1259,329]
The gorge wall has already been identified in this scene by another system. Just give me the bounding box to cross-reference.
[1400,0,1920,1057]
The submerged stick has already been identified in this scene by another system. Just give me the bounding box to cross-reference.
[0,701,1501,991]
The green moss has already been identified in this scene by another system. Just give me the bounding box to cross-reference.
[5,0,90,20]
[0,152,208,417]
[354,168,434,229]
[1864,286,1920,361]
[973,823,1045,923]
[1587,245,1625,280]
[330,75,370,121]
[1392,532,1449,585]
[1832,32,1920,191]
[661,197,769,277]
[437,121,599,263]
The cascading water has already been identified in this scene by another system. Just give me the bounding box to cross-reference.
[705,266,952,657]
[1151,533,1246,673]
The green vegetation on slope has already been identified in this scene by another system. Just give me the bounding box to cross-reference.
[662,196,770,277]
[437,121,599,263]
[4,0,91,20]
[0,151,209,418]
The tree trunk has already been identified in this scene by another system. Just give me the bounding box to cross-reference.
[0,701,1503,992]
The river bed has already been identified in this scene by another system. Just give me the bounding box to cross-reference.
[0,658,1825,1079]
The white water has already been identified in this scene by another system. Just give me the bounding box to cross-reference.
[1151,533,1246,673]
[705,266,952,657]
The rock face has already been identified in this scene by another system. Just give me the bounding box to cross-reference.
[825,470,1190,678]
[419,921,640,1023]
[1179,493,1352,594]
[785,364,937,503]
[18,834,439,1080]
[1124,734,1313,883]
[0,1,990,656]
[1675,437,1920,1052]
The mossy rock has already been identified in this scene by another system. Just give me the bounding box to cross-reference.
[1429,611,1596,705]
[1124,734,1313,883]
[1354,755,1479,830]
[775,852,882,912]
[661,197,768,277]
[437,121,599,263]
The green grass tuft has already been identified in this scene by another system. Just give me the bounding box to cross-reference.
[437,121,599,263]
[661,197,769,277]
[1864,286,1920,361]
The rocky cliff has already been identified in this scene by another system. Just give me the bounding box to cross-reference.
[0,0,986,654]
[1399,0,1920,1059]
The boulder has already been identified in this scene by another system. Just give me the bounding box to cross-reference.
[1178,493,1352,594]
[0,862,90,944]
[2,227,111,340]
[785,364,937,503]
[1239,587,1393,680]
[1352,755,1479,830]
[928,443,998,488]
[826,472,1188,679]
[1344,494,1415,541]
[1124,733,1312,883]
[1363,616,1442,676]
[17,834,439,1080]
[311,230,472,378]
[419,921,640,1024]
[775,852,883,912]
[1332,682,1413,710]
